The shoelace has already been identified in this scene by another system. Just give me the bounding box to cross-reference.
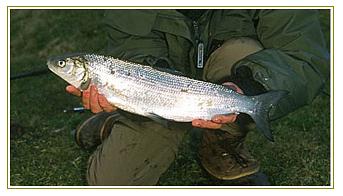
[217,134,249,168]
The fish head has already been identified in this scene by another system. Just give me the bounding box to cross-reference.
[47,54,91,90]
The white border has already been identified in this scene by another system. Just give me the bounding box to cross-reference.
[2,0,340,195]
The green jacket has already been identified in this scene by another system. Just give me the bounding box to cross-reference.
[103,9,329,120]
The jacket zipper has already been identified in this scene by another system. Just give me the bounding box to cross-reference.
[193,21,204,69]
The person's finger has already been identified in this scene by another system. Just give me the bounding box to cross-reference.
[211,114,237,124]
[98,94,117,112]
[222,82,244,94]
[66,85,82,97]
[192,119,222,129]
[82,88,91,109]
[89,85,103,113]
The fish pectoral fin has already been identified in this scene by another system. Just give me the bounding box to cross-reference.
[212,112,239,117]
[147,113,170,127]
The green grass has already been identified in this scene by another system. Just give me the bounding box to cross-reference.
[9,9,331,186]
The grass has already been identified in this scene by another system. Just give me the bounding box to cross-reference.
[9,9,331,186]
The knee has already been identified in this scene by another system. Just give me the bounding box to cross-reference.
[203,37,263,83]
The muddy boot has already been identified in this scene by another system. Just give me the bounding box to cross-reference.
[75,111,121,149]
[199,117,259,180]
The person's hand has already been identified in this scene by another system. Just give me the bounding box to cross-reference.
[66,85,117,113]
[191,82,243,129]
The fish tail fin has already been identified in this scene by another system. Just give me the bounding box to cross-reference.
[249,90,288,141]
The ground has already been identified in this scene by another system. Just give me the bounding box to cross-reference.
[9,9,331,186]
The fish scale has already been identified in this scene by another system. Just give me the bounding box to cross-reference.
[48,53,288,141]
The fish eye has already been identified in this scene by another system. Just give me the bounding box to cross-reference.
[57,60,66,68]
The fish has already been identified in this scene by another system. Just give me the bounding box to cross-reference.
[47,53,288,141]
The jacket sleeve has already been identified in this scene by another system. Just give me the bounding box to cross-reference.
[232,9,330,120]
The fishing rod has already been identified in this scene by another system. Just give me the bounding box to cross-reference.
[10,68,50,80]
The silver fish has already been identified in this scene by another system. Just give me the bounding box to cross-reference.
[47,54,287,141]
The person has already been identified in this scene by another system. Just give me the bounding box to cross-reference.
[66,9,329,185]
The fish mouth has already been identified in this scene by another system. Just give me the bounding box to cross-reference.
[47,58,60,74]
[47,60,55,71]
[47,59,54,68]
[47,64,58,74]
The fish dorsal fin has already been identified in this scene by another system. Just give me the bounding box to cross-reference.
[153,67,185,76]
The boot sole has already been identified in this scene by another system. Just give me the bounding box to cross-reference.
[203,163,260,181]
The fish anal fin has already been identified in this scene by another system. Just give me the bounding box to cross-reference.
[147,112,170,127]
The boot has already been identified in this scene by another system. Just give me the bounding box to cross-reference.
[75,111,121,149]
[199,117,259,180]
